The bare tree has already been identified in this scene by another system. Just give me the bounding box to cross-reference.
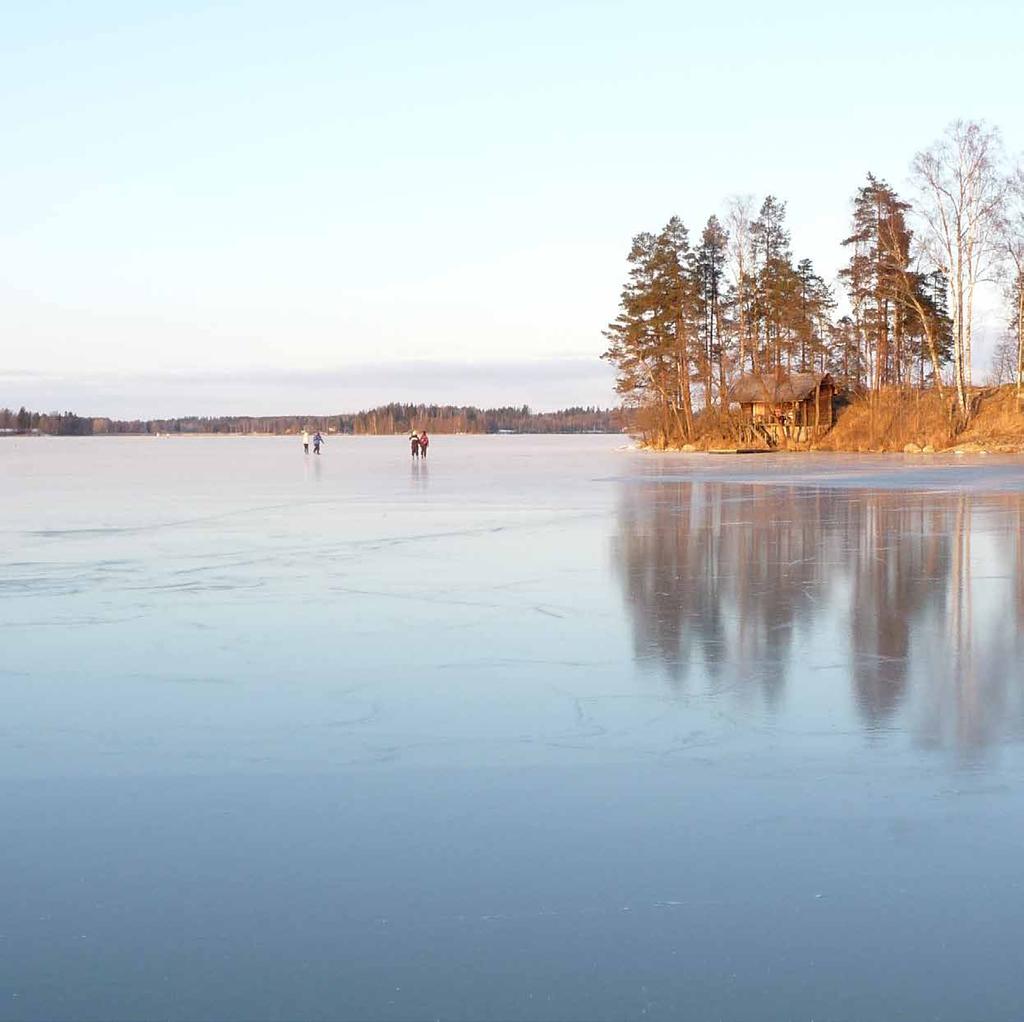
[990,332,1019,385]
[1004,165,1024,410]
[724,195,756,375]
[911,120,1008,423]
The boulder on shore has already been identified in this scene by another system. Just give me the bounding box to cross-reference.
[903,443,922,454]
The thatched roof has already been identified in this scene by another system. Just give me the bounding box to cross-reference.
[728,371,832,405]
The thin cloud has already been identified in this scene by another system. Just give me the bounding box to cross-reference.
[0,358,617,418]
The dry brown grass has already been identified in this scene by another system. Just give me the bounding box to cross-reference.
[818,386,1024,453]
[957,386,1024,451]
[687,408,770,451]
[630,406,773,451]
[629,386,1024,453]
[817,388,957,452]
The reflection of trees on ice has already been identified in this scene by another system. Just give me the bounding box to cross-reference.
[611,481,1024,756]
[916,496,1024,761]
[611,482,830,706]
[846,493,953,725]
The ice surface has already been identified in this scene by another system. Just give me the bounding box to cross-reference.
[2,435,1024,1020]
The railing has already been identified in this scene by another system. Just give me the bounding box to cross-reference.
[740,420,831,446]
[738,423,778,447]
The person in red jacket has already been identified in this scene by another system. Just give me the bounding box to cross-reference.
[418,431,430,459]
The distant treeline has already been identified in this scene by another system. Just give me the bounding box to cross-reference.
[0,403,617,436]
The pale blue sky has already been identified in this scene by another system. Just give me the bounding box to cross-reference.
[1,0,1021,415]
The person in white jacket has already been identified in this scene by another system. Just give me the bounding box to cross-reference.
[302,429,310,454]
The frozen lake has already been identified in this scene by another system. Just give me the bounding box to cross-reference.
[3,435,1024,1020]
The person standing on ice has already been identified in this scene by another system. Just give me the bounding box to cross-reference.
[410,431,420,458]
[418,430,429,459]
[302,428,310,454]
[312,431,324,455]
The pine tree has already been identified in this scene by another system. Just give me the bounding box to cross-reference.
[750,196,796,371]
[793,258,835,372]
[602,218,700,442]
[840,174,941,391]
[828,315,864,390]
[694,215,730,408]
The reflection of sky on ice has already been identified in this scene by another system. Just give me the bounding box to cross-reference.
[3,436,1024,1021]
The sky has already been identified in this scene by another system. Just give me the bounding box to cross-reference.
[1,0,1021,417]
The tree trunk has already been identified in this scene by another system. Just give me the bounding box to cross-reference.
[952,258,969,426]
[1017,281,1024,413]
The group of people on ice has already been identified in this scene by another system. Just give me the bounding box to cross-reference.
[409,430,430,458]
[301,429,324,454]
[299,427,430,459]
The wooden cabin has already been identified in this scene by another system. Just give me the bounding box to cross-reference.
[727,371,835,444]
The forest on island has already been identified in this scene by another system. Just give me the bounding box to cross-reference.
[603,119,1024,447]
[0,403,616,437]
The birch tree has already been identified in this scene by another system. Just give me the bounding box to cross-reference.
[1004,166,1024,410]
[911,120,1008,423]
[724,195,756,374]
